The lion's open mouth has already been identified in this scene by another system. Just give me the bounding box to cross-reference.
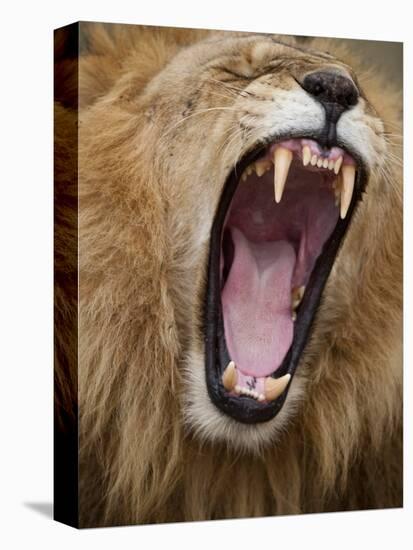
[205,136,366,423]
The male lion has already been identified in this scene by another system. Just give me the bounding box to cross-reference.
[54,23,402,527]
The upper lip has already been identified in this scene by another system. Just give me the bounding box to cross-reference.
[204,130,367,424]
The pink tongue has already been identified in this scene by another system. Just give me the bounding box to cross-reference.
[222,228,295,378]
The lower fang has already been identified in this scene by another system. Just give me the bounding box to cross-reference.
[222,361,237,391]
[264,374,291,402]
[291,285,305,309]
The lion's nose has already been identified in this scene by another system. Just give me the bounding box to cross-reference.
[302,70,359,112]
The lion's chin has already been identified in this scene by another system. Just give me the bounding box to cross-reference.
[204,135,366,426]
[184,349,306,452]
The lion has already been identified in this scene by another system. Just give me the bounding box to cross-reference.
[54,23,402,527]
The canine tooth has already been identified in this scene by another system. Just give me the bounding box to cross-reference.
[291,286,305,310]
[340,165,356,219]
[273,148,293,203]
[317,157,323,168]
[328,159,334,170]
[222,361,237,391]
[302,146,311,166]
[323,158,329,169]
[255,159,271,177]
[334,156,343,175]
[264,374,291,402]
[310,155,317,166]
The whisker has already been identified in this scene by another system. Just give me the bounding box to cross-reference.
[219,126,245,158]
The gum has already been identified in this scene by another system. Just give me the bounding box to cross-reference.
[266,138,355,166]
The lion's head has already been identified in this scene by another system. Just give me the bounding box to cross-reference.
[55,24,402,525]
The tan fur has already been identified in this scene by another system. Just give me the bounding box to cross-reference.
[55,24,402,526]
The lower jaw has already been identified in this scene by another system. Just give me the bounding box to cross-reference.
[204,134,366,424]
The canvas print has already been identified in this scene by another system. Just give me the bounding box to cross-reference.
[54,22,403,528]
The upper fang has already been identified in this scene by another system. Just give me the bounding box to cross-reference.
[273,148,293,203]
[340,165,356,218]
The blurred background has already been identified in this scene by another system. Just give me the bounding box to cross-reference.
[309,36,403,89]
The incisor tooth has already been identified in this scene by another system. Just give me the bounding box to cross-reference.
[340,165,356,219]
[222,361,237,391]
[310,155,317,166]
[302,146,311,166]
[317,158,323,168]
[334,156,343,175]
[273,148,293,203]
[328,159,334,170]
[323,158,329,169]
[264,374,291,402]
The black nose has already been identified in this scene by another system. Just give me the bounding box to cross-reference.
[302,70,359,112]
